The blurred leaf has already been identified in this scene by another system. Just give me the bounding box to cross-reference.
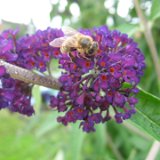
[0,110,24,135]
[93,124,108,160]
[36,112,59,137]
[1,20,28,35]
[116,24,139,36]
[67,123,85,160]
[129,7,137,18]
[149,0,160,21]
[32,85,42,111]
[94,124,107,156]
[78,0,107,28]
[131,88,160,140]
[50,3,59,20]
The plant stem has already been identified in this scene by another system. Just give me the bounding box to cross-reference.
[133,0,160,81]
[0,60,61,90]
[145,141,160,160]
[123,121,152,140]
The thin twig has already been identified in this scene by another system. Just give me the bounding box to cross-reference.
[0,60,61,90]
[133,0,160,81]
[145,141,160,160]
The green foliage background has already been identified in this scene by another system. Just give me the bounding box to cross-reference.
[0,0,160,160]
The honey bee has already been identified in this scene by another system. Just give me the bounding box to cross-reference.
[49,27,99,57]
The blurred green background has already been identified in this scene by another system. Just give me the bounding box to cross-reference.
[0,0,160,160]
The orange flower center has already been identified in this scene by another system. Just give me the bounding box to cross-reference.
[100,61,106,67]
[77,108,83,113]
[85,61,91,68]
[110,67,115,73]
[44,52,49,58]
[30,61,35,67]
[101,75,107,81]
[54,51,59,56]
[39,62,44,67]
[73,64,77,70]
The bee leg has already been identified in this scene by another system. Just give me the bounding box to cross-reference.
[79,52,90,60]
[69,52,75,62]
[77,49,89,60]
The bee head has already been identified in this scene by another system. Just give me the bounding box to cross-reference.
[80,37,92,48]
[87,42,99,55]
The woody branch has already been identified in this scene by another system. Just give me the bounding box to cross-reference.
[0,59,61,90]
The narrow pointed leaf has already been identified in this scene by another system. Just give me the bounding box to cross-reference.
[131,88,160,140]
[150,0,160,21]
[67,123,86,160]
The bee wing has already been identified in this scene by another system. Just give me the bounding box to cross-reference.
[50,36,79,48]
[62,26,79,37]
[49,37,67,47]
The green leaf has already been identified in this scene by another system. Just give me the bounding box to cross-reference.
[150,0,160,21]
[36,112,60,137]
[32,85,42,110]
[116,24,139,36]
[131,88,160,140]
[94,124,108,159]
[121,82,133,89]
[67,123,86,160]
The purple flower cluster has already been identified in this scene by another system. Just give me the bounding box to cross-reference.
[0,74,34,116]
[0,28,63,115]
[16,28,63,71]
[0,29,35,115]
[50,26,145,132]
[0,26,145,132]
[0,29,18,73]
